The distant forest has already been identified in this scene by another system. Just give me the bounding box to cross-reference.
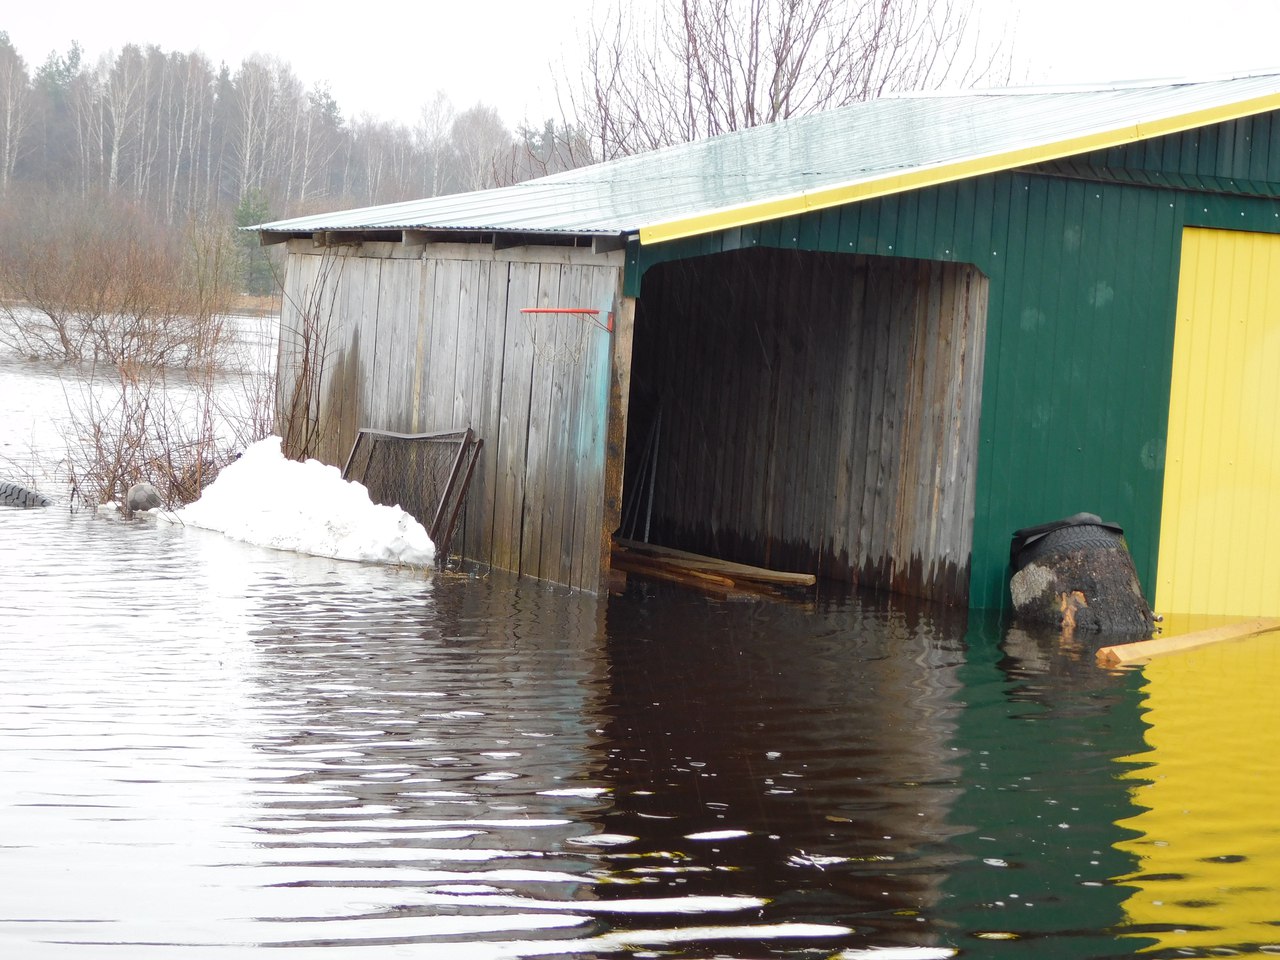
[0,31,586,295]
[0,3,991,298]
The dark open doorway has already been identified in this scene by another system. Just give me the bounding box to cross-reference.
[619,246,989,604]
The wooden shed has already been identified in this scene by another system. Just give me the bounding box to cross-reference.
[258,73,1280,616]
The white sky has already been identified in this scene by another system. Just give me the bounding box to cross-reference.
[3,0,1280,129]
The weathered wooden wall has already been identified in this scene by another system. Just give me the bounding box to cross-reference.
[277,240,625,591]
[628,247,987,603]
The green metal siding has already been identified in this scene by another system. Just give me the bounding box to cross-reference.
[629,114,1280,609]
[1033,111,1280,196]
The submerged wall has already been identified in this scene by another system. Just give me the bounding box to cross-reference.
[632,111,1280,608]
[628,248,987,603]
[277,240,625,590]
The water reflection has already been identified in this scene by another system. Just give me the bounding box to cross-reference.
[236,572,614,951]
[937,615,1151,957]
[6,396,1280,958]
[1115,635,1280,955]
[592,581,969,957]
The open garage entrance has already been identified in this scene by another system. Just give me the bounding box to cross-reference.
[619,247,990,604]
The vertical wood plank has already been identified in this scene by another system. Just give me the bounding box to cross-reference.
[417,256,442,435]
[469,259,510,565]
[601,291,635,589]
[519,262,561,579]
[493,261,538,574]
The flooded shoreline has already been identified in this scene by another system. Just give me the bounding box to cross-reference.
[4,340,1280,957]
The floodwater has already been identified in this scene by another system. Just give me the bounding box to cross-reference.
[4,338,1280,959]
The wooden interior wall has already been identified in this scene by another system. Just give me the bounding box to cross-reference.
[629,247,988,603]
[277,241,623,591]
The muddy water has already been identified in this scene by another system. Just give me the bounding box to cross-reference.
[4,349,1280,958]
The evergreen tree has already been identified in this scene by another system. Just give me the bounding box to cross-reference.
[234,188,275,295]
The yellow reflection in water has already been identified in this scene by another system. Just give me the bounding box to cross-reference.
[1114,633,1280,952]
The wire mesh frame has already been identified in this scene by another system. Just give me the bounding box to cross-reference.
[342,427,483,562]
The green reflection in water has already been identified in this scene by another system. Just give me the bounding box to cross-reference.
[937,612,1154,957]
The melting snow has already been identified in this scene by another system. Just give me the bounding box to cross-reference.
[158,436,434,565]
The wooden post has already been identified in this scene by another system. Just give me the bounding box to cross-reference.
[600,293,636,591]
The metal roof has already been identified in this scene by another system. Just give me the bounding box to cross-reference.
[256,72,1280,247]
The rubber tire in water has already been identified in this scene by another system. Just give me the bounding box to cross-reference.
[0,480,53,508]
[1014,523,1123,570]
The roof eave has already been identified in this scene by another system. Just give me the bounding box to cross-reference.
[638,88,1280,246]
[257,225,634,251]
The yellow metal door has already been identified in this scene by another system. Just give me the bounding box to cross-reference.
[1157,227,1280,616]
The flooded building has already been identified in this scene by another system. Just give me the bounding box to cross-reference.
[256,73,1280,615]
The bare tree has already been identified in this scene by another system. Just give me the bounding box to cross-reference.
[101,45,148,193]
[573,0,1000,159]
[449,103,514,192]
[228,56,283,200]
[0,191,236,367]
[415,90,455,197]
[0,33,30,195]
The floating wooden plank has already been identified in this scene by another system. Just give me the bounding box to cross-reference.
[614,538,816,589]
[611,550,736,587]
[1097,617,1280,666]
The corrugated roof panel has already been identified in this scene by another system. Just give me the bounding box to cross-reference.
[255,74,1280,244]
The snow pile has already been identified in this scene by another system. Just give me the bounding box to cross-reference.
[164,436,435,565]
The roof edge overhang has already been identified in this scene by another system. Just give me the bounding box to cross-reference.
[257,226,633,252]
[638,89,1280,246]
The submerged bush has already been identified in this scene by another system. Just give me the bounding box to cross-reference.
[0,189,239,367]
[0,189,272,509]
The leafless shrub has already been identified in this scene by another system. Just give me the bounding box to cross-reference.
[0,190,238,367]
[278,248,344,462]
[62,360,238,510]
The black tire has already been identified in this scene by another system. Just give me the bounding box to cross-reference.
[1013,523,1123,572]
[0,479,53,509]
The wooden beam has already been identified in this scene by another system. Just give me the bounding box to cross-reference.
[492,232,527,251]
[610,550,752,600]
[312,230,364,248]
[614,538,816,588]
[592,234,630,254]
[601,295,636,591]
[1097,617,1280,667]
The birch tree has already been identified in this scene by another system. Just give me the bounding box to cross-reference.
[415,90,454,197]
[101,45,148,193]
[449,104,512,193]
[0,33,30,195]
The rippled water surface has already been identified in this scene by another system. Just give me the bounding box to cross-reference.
[4,349,1280,958]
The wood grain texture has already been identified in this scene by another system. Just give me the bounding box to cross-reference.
[628,247,988,603]
[277,245,624,591]
[1098,618,1280,666]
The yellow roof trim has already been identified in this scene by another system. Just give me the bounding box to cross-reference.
[638,91,1280,246]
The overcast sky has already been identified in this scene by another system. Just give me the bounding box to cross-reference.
[3,0,1280,130]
